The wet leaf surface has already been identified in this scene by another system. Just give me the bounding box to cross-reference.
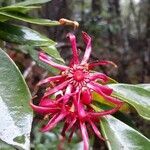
[12,0,52,6]
[0,12,60,26]
[109,84,150,120]
[0,49,33,149]
[0,22,56,46]
[101,115,150,150]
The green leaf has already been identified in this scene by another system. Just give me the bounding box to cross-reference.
[0,6,39,14]
[0,15,9,21]
[0,49,33,149]
[13,0,52,6]
[0,12,60,26]
[109,84,150,120]
[0,140,15,150]
[0,22,55,46]
[0,1,59,25]
[100,115,150,150]
[136,84,150,91]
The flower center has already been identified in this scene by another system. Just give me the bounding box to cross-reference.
[73,69,85,82]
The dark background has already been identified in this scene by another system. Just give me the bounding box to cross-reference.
[1,0,149,84]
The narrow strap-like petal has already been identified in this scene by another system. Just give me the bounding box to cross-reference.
[63,84,73,104]
[89,60,117,69]
[39,98,58,107]
[61,121,69,137]
[30,101,59,114]
[87,82,123,105]
[72,90,87,119]
[44,80,70,97]
[37,75,62,86]
[40,93,73,107]
[90,81,113,95]
[89,72,109,83]
[77,91,87,118]
[80,122,89,150]
[89,106,122,117]
[81,32,92,65]
[66,117,77,131]
[72,88,80,109]
[39,52,68,71]
[67,33,79,64]
[41,112,67,132]
[40,113,58,131]
[61,114,77,138]
[68,124,76,142]
[88,119,105,140]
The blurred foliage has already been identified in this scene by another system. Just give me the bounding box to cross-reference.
[71,0,150,84]
[31,122,93,150]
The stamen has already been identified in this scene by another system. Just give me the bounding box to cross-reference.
[73,69,85,82]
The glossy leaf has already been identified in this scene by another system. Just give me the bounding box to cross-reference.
[0,22,55,46]
[0,49,33,149]
[0,12,60,26]
[136,84,150,91]
[109,84,150,120]
[0,6,39,13]
[13,0,52,6]
[100,115,150,150]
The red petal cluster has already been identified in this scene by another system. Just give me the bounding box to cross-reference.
[30,32,123,150]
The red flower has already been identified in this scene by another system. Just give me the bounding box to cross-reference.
[30,32,123,150]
